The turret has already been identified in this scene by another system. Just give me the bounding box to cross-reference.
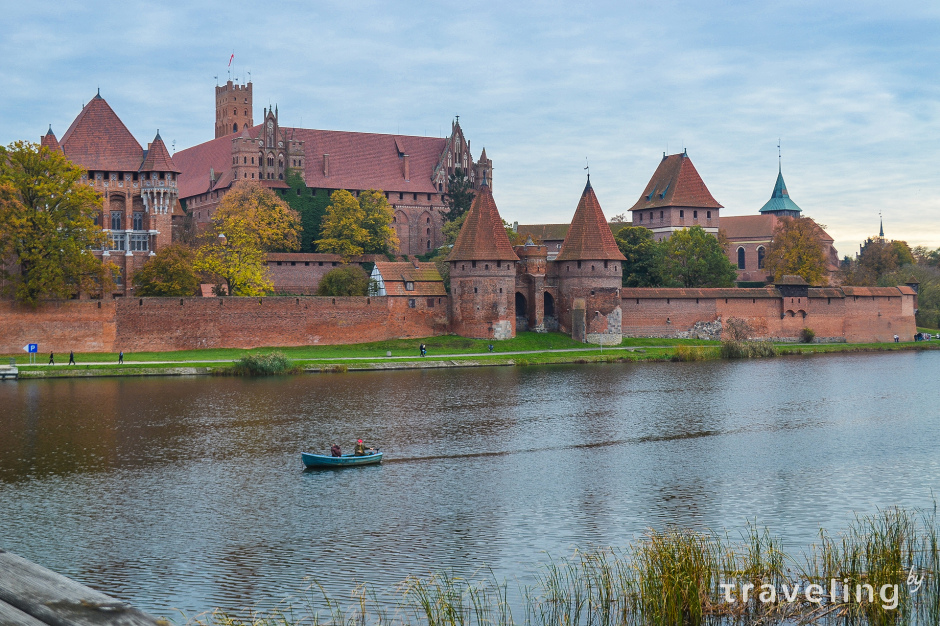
[553,176,626,344]
[447,176,519,339]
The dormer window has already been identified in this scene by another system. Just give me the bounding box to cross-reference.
[405,281,414,291]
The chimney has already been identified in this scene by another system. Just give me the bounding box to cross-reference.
[323,154,330,177]
[403,154,410,181]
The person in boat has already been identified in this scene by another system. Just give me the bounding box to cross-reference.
[354,439,366,456]
[330,443,342,457]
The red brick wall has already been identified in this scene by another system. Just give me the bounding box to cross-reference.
[0,296,449,354]
[620,289,916,342]
[449,261,516,339]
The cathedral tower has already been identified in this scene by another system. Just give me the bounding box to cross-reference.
[215,80,253,138]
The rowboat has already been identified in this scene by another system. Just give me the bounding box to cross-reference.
[301,450,383,468]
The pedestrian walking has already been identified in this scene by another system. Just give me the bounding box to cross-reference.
[68,350,75,365]
[48,352,54,365]
[118,351,124,364]
[894,334,899,343]
[419,343,426,357]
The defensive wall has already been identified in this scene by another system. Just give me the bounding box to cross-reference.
[620,285,916,343]
[0,295,450,354]
[0,285,916,354]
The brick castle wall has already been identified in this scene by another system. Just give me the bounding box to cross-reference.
[0,296,449,354]
[0,287,915,354]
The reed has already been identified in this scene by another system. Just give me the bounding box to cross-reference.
[672,345,720,362]
[719,340,779,359]
[189,509,938,626]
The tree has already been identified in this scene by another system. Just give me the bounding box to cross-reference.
[442,167,475,223]
[763,216,827,285]
[359,190,399,255]
[662,226,738,288]
[316,190,368,260]
[843,237,915,286]
[614,225,665,287]
[316,189,399,259]
[0,141,114,304]
[194,181,301,296]
[132,244,199,296]
[316,265,372,296]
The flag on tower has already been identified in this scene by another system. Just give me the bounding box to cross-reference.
[228,53,234,67]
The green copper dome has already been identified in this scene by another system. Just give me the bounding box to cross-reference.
[759,166,802,215]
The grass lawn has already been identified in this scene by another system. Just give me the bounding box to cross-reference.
[9,332,721,367]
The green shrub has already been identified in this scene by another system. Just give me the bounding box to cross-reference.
[230,352,300,376]
[800,327,816,343]
[316,265,371,296]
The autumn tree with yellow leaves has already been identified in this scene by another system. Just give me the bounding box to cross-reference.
[763,216,827,285]
[194,182,301,296]
[316,189,398,261]
[0,141,115,304]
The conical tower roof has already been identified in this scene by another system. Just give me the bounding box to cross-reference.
[556,177,626,261]
[629,152,722,211]
[447,181,519,262]
[60,93,144,171]
[140,131,181,173]
[40,125,61,152]
[759,165,802,214]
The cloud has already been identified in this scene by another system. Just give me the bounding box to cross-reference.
[2,0,938,253]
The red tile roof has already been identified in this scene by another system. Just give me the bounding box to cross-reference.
[40,127,61,152]
[556,178,626,261]
[373,262,446,296]
[173,133,235,198]
[140,133,180,173]
[630,153,722,211]
[447,183,519,262]
[720,215,777,240]
[841,286,907,297]
[60,94,144,172]
[173,125,449,201]
[622,287,780,299]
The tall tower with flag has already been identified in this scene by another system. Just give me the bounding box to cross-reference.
[215,57,253,138]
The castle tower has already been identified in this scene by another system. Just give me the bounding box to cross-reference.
[553,176,626,344]
[139,131,180,253]
[629,150,722,241]
[447,177,519,339]
[513,236,549,332]
[215,80,253,138]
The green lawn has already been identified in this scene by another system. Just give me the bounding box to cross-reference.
[8,332,724,367]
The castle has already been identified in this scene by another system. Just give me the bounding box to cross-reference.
[8,88,915,354]
[176,80,491,257]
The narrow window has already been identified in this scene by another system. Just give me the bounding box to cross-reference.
[680,210,684,218]
[694,210,698,219]
[757,247,766,269]
[737,247,746,269]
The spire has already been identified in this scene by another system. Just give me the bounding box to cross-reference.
[447,184,518,262]
[879,213,884,239]
[759,159,802,215]
[556,178,626,262]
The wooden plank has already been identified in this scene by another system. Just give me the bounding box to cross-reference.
[0,550,165,626]
[0,598,51,626]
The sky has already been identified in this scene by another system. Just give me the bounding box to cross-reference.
[2,0,938,256]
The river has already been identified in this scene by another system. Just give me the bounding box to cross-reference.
[0,351,938,619]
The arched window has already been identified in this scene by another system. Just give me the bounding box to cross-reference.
[757,246,766,269]
[544,292,555,318]
[233,123,238,133]
[737,247,746,269]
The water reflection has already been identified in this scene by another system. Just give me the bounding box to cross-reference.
[0,352,938,618]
